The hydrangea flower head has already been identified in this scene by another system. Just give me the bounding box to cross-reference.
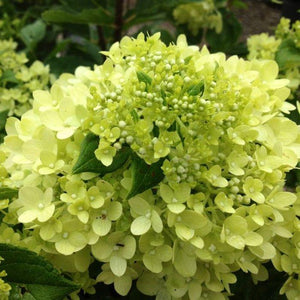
[247,17,300,98]
[173,0,223,35]
[0,39,51,116]
[1,33,300,299]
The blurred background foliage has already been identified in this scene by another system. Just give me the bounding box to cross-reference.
[0,0,250,76]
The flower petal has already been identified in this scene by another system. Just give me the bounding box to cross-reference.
[131,216,151,235]
[110,255,127,277]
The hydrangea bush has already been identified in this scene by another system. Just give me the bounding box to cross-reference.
[0,39,51,116]
[1,33,300,299]
[247,17,300,99]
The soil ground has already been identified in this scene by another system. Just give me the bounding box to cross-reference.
[232,0,282,41]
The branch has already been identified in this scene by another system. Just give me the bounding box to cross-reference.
[114,0,124,42]
[97,26,107,51]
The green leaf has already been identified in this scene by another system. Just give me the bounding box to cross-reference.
[73,133,131,175]
[137,71,152,85]
[73,133,99,173]
[206,9,242,54]
[0,187,18,200]
[0,110,9,131]
[127,155,165,199]
[0,70,19,84]
[123,11,167,30]
[275,39,300,70]
[75,39,102,63]
[0,244,79,300]
[44,39,72,62]
[187,81,204,96]
[42,8,113,26]
[47,55,95,77]
[9,284,36,300]
[20,19,46,50]
[135,0,201,11]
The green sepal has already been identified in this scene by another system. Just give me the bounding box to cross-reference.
[187,81,204,96]
[137,71,152,85]
[0,243,79,300]
[127,155,165,199]
[130,109,139,123]
[72,133,131,175]
[0,187,18,200]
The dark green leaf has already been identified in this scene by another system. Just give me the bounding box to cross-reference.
[135,0,201,11]
[47,55,95,77]
[275,39,300,70]
[9,284,36,300]
[73,133,99,173]
[59,0,96,11]
[75,39,102,63]
[42,8,113,26]
[0,244,79,300]
[20,19,46,50]
[44,39,72,61]
[125,0,205,31]
[123,11,167,30]
[187,81,204,96]
[0,110,9,131]
[0,70,19,84]
[0,187,18,200]
[22,293,36,300]
[73,133,131,175]
[127,155,164,199]
[206,9,242,53]
[137,71,152,85]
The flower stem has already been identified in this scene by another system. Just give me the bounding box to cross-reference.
[97,26,107,51]
[114,0,124,42]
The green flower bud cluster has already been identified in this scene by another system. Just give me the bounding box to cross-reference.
[0,39,51,116]
[173,0,224,36]
[0,258,10,300]
[1,33,300,299]
[247,17,300,98]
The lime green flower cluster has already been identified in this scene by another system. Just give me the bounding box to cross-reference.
[0,14,21,41]
[275,17,300,48]
[1,33,300,299]
[0,39,51,116]
[247,33,281,60]
[173,0,223,35]
[247,18,300,98]
[0,258,10,300]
